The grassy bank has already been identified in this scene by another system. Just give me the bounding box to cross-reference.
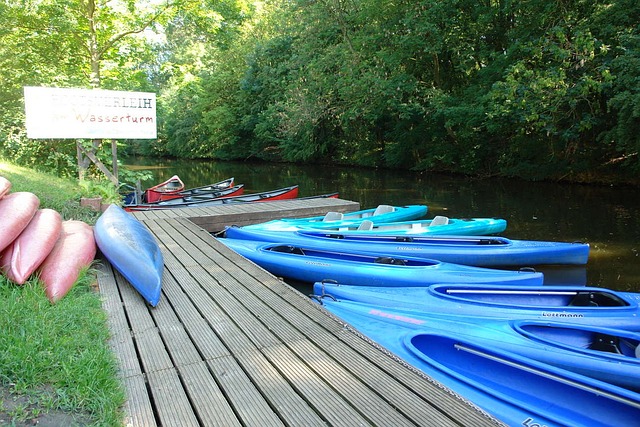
[0,161,125,426]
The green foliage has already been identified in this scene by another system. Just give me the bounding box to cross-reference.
[2,0,640,181]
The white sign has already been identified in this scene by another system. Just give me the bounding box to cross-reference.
[24,86,157,139]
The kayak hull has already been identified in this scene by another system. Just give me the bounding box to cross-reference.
[127,185,300,211]
[0,176,10,198]
[319,298,640,426]
[296,217,508,236]
[144,175,185,203]
[125,184,245,210]
[224,226,590,266]
[312,282,640,330]
[39,220,96,303]
[0,192,40,252]
[94,204,164,306]
[242,204,428,231]
[0,208,62,284]
[158,177,234,201]
[219,238,544,286]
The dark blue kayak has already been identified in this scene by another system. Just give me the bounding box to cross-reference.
[219,237,544,286]
[312,282,640,330]
[319,298,640,426]
[224,226,590,266]
[94,204,164,306]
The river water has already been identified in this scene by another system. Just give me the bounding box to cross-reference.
[124,157,640,293]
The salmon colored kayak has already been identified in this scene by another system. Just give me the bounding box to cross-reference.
[0,176,11,198]
[0,209,62,284]
[0,192,40,252]
[39,220,96,303]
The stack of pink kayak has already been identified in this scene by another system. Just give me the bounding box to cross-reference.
[0,176,96,302]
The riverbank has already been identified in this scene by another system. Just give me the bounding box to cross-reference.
[0,161,124,426]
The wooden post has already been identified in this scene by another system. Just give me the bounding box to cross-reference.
[77,143,119,186]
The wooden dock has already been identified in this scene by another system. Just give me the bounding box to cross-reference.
[97,199,502,426]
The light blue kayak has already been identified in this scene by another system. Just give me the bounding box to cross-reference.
[94,204,164,306]
[223,226,590,266]
[313,282,640,330]
[219,237,544,286]
[319,298,640,426]
[242,204,428,231]
[256,216,507,236]
[294,216,507,236]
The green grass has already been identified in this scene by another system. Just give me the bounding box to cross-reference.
[0,160,125,426]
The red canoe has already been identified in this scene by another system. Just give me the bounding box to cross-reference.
[39,220,96,303]
[144,175,185,203]
[128,185,300,211]
[124,184,245,211]
[0,208,62,284]
[157,177,235,201]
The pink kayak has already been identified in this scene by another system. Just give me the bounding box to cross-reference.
[0,192,40,252]
[0,209,62,284]
[39,220,96,303]
[0,176,10,198]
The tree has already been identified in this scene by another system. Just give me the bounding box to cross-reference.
[0,0,175,179]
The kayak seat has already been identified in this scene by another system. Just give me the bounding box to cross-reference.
[323,212,344,222]
[588,333,622,354]
[357,220,374,231]
[374,256,407,266]
[270,245,305,255]
[478,239,503,245]
[568,292,599,307]
[430,216,449,226]
[373,205,395,216]
[569,291,628,307]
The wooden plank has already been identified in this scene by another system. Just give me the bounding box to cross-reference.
[131,198,360,232]
[176,362,242,427]
[147,220,382,425]
[96,261,142,379]
[230,349,329,427]
[100,202,502,427]
[147,368,200,427]
[149,223,331,426]
[206,355,286,427]
[178,218,499,425]
[122,374,157,427]
[151,218,496,426]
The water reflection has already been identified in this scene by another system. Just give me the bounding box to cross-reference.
[123,157,640,292]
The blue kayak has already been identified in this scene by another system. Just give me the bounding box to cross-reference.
[218,238,544,286]
[319,298,640,426]
[293,216,508,236]
[242,204,428,231]
[223,226,590,266]
[94,204,164,306]
[312,282,640,330]
[246,215,507,236]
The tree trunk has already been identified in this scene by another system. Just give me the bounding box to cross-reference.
[78,0,102,181]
